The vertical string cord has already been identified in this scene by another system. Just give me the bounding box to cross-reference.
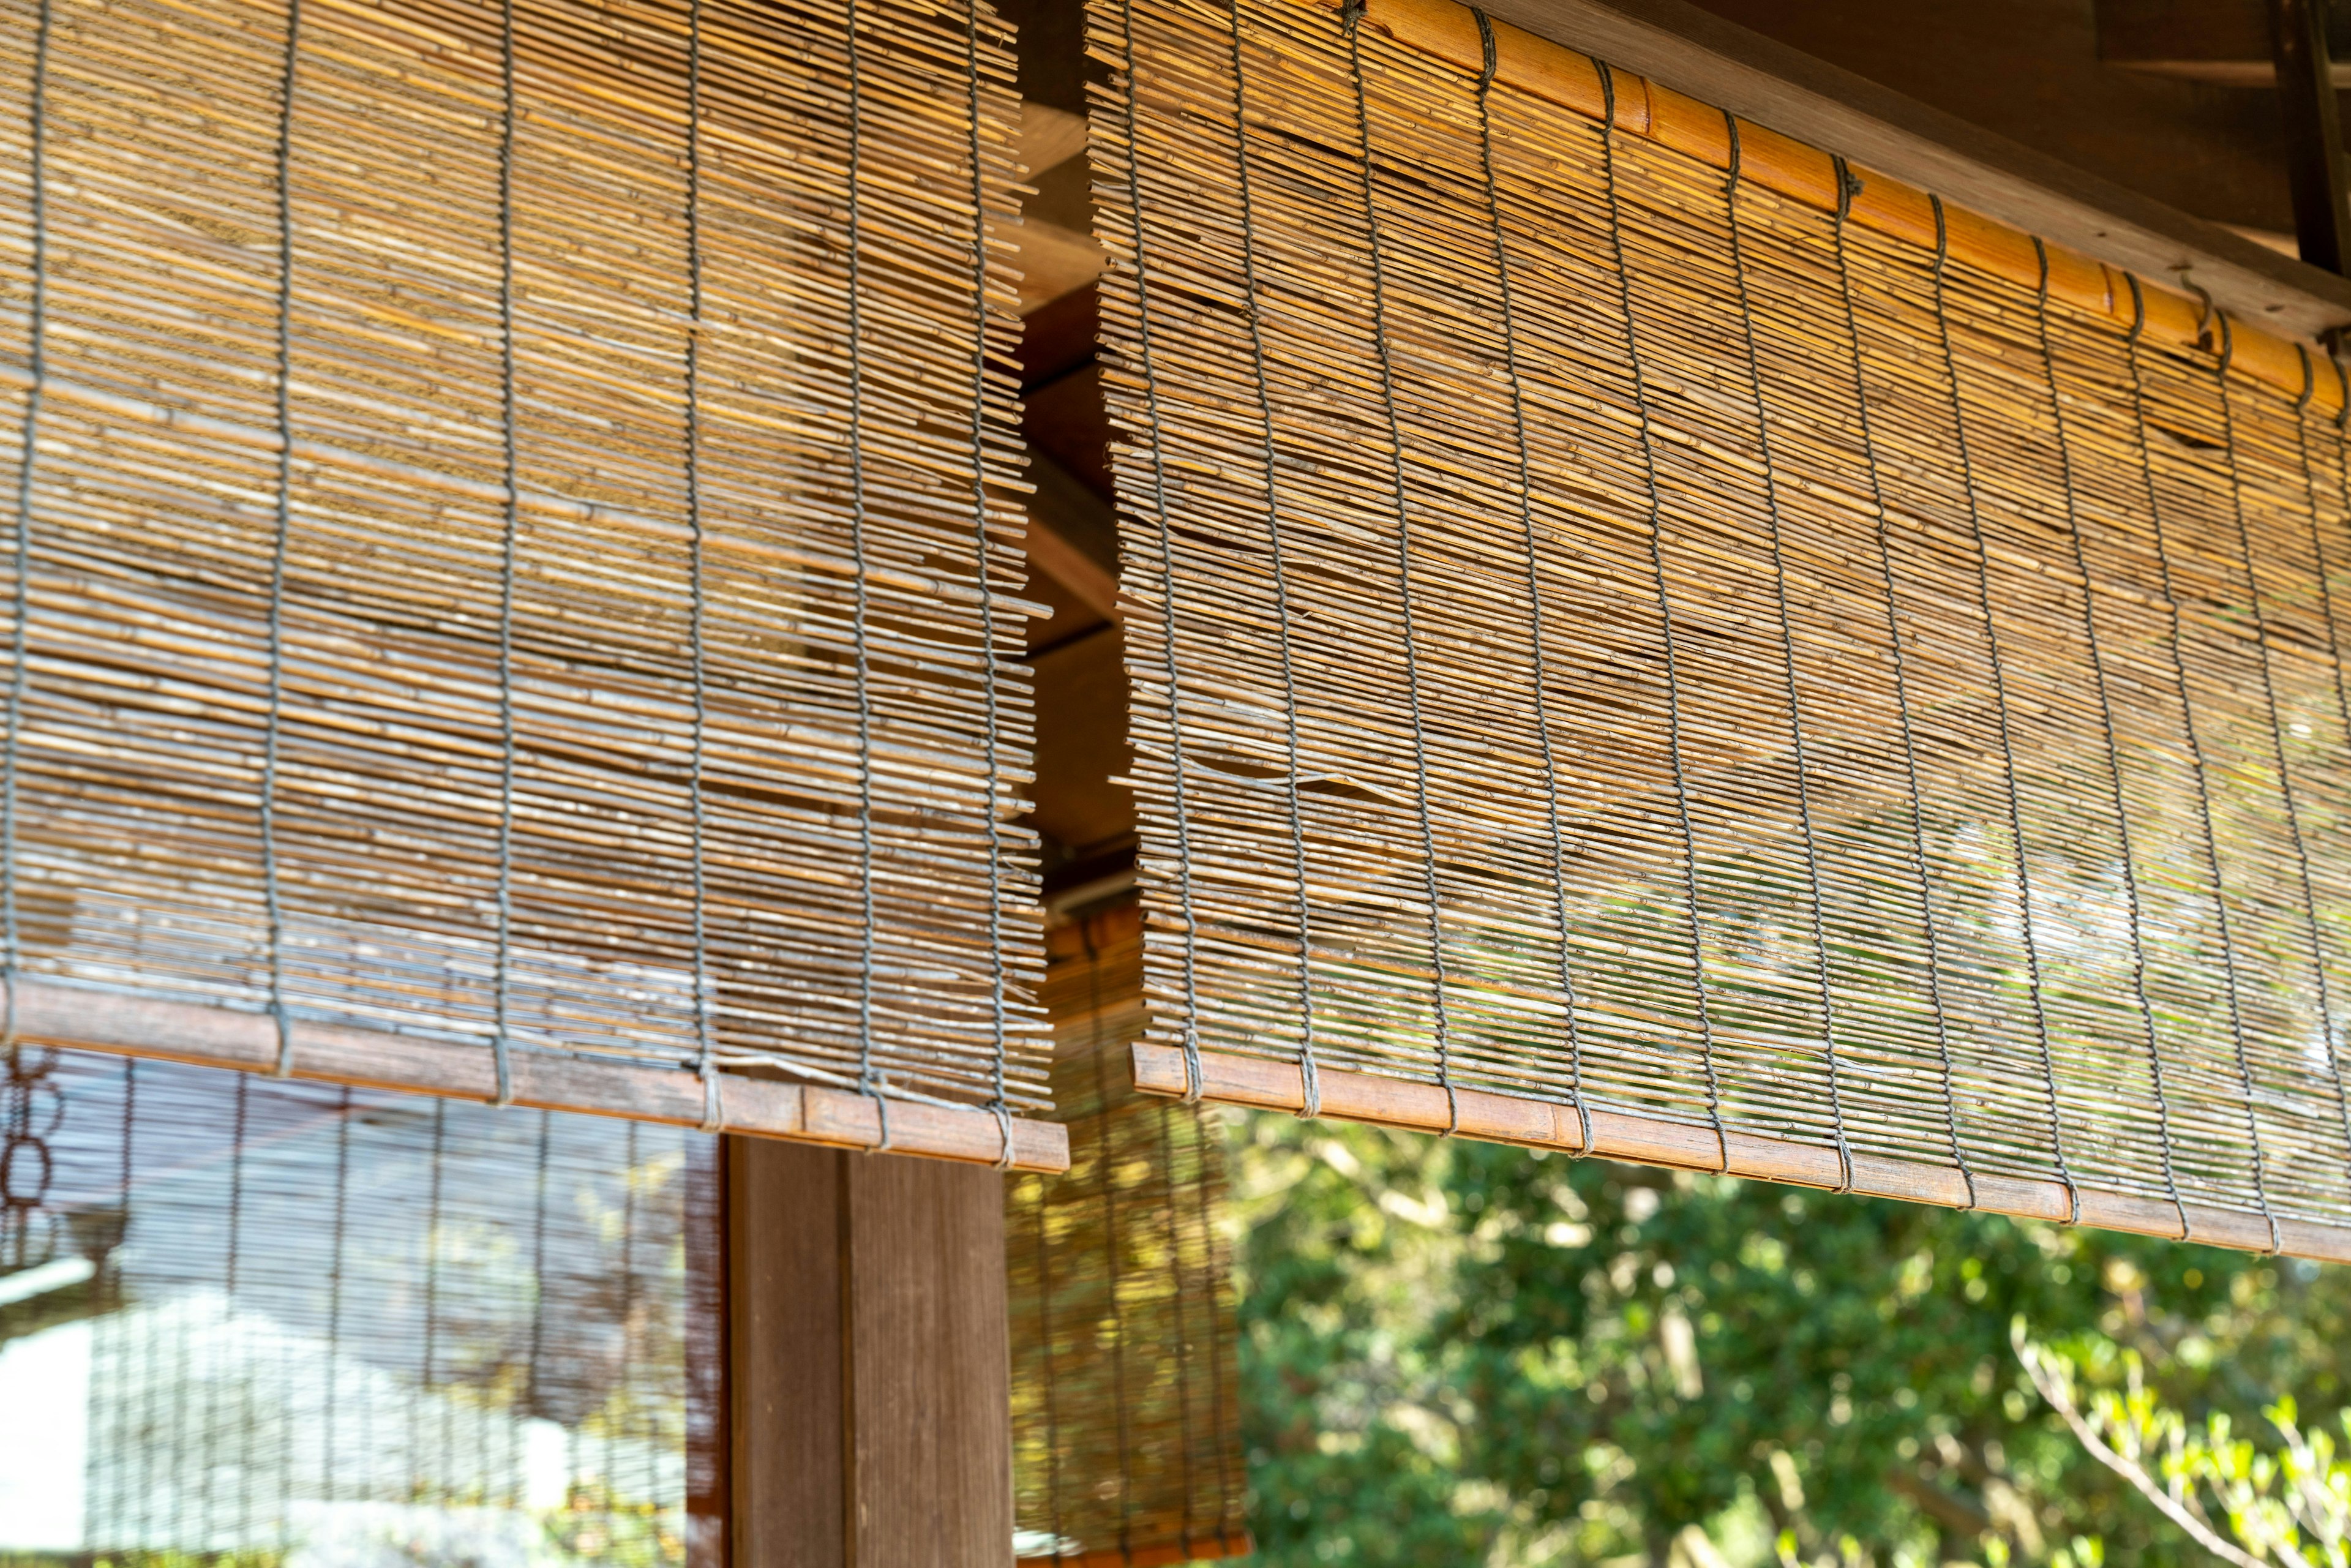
[227,1071,252,1533]
[961,0,1013,1168]
[843,0,887,1152]
[1339,0,1455,1133]
[684,0,719,1135]
[1082,920,1137,1556]
[264,0,302,1077]
[1112,0,1207,1109]
[223,1076,249,1301]
[421,1098,444,1401]
[1721,117,1851,1193]
[2116,274,2227,1240]
[1033,1161,1066,1557]
[525,1108,552,1420]
[490,0,521,1108]
[1222,0,1321,1122]
[2203,315,2297,1255]
[1474,9,1590,1156]
[2030,243,2175,1234]
[615,1119,640,1467]
[1595,62,1725,1175]
[1193,1093,1239,1544]
[1155,1101,1199,1556]
[4,0,56,1051]
[1929,200,2074,1223]
[323,1084,351,1496]
[1827,161,1971,1206]
[2289,342,2351,1189]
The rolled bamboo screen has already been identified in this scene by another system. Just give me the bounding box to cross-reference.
[0,0,1067,1169]
[1009,901,1250,1568]
[1097,0,2351,1254]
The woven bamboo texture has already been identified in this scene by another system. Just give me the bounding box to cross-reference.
[1094,0,2351,1254]
[0,0,1058,1158]
[1008,901,1250,1566]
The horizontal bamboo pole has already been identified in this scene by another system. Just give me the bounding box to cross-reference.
[12,976,1070,1172]
[1311,0,2342,417]
[1018,1531,1256,1568]
[1132,1043,2351,1264]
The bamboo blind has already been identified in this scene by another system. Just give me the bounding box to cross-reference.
[0,0,1067,1169]
[1096,0,2351,1255]
[0,1046,713,1556]
[1009,901,1250,1568]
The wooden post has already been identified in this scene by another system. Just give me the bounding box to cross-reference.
[2268,0,2351,274]
[726,1137,1014,1568]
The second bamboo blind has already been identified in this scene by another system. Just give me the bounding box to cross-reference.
[1093,0,2351,1255]
[1009,903,1248,1567]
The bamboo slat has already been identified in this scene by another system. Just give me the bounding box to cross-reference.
[0,0,1057,1153]
[1094,0,2351,1252]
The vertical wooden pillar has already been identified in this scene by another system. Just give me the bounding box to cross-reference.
[727,1138,1013,1567]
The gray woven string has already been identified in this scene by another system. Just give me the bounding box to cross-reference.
[683,0,719,1136]
[1929,200,2074,1223]
[1222,0,1322,1128]
[1595,61,1726,1175]
[2112,274,2217,1242]
[1033,1166,1066,1556]
[843,0,887,1143]
[1112,0,1209,1111]
[1082,918,1138,1557]
[1722,114,1853,1195]
[4,0,56,1054]
[263,0,303,1078]
[2295,341,2351,1195]
[323,1084,352,1480]
[961,0,1013,1171]
[1474,7,1592,1158]
[1340,0,1455,1136]
[2032,235,2166,1232]
[1194,1093,1239,1547]
[2201,313,2298,1257]
[1156,1101,1199,1556]
[1828,159,1974,1208]
[490,0,521,1108]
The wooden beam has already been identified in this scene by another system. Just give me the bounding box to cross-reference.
[2268,0,2351,274]
[1018,285,1101,393]
[731,1139,1015,1568]
[1131,1041,2351,1265]
[1028,625,1134,853]
[2101,0,2351,86]
[10,977,1071,1173]
[1472,0,2351,340]
[1020,100,1089,174]
[1023,449,1121,625]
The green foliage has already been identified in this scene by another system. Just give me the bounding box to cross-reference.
[2023,1330,2351,1566]
[1228,1111,2351,1567]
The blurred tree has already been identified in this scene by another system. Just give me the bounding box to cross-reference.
[1229,1111,2351,1567]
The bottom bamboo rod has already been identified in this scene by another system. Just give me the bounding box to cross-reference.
[1019,1531,1256,1568]
[1131,1043,2351,1264]
[10,976,1070,1172]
